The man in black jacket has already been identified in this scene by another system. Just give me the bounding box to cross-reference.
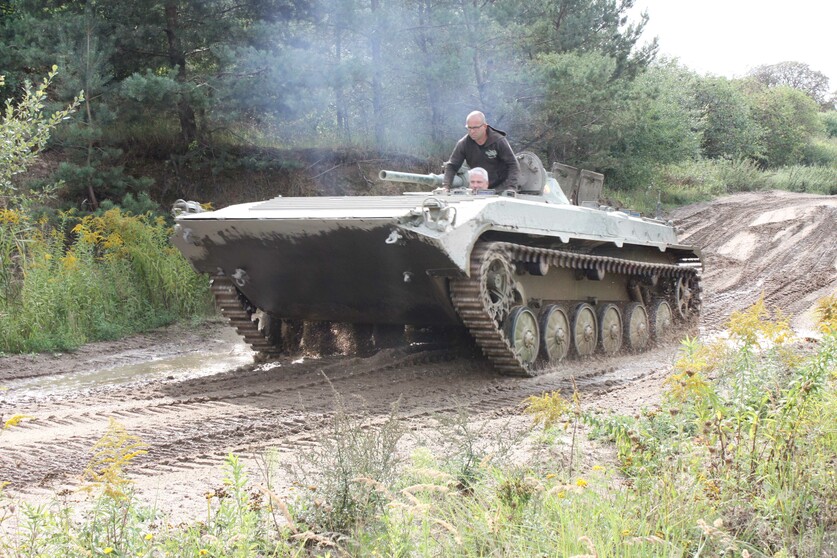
[442,110,520,193]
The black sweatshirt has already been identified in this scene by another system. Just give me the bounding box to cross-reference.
[442,126,520,191]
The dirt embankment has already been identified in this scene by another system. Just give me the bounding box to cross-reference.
[671,190,837,332]
[1,190,834,522]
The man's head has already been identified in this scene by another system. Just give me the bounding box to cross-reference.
[465,110,488,145]
[469,167,489,190]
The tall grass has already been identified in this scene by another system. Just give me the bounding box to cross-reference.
[767,164,837,195]
[615,157,837,216]
[0,207,213,354]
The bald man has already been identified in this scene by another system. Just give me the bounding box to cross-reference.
[442,110,520,193]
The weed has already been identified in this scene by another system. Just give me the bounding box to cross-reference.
[816,293,837,335]
[423,407,523,493]
[289,388,405,537]
[81,418,148,500]
[523,390,571,430]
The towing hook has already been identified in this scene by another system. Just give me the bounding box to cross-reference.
[385,230,403,244]
[231,268,249,288]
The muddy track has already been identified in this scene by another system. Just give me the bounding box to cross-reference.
[1,340,677,492]
[1,190,834,520]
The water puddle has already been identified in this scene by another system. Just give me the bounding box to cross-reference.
[2,327,254,400]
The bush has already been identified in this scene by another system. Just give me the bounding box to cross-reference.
[801,137,837,167]
[0,207,213,353]
[821,111,837,138]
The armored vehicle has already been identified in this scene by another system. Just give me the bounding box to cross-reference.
[171,152,701,376]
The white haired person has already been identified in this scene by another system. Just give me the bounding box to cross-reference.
[469,167,489,191]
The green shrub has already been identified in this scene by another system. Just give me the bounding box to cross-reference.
[801,137,837,167]
[0,207,213,353]
[821,111,837,138]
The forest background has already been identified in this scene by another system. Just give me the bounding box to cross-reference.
[2,0,837,215]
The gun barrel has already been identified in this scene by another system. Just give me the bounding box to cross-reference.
[379,170,463,188]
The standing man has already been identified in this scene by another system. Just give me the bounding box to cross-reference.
[442,110,520,193]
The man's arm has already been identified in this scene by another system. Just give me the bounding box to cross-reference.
[495,138,520,191]
[442,139,467,188]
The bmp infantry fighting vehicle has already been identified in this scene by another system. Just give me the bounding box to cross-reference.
[171,152,702,377]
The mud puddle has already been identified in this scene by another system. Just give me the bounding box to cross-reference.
[2,328,252,402]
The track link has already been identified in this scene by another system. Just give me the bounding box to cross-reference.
[211,276,282,357]
[449,241,701,377]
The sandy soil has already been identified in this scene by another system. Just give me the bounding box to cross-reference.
[1,190,835,523]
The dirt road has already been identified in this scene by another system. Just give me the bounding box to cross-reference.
[1,190,835,521]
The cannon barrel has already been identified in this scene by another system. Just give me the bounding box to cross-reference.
[379,170,464,188]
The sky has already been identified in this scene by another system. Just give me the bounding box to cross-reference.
[628,0,837,91]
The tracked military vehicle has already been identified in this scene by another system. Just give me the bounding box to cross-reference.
[171,152,701,376]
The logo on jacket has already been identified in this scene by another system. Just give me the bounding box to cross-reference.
[484,149,498,159]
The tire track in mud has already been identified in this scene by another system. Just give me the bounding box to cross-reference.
[0,341,678,491]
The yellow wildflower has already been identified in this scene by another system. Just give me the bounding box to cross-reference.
[4,414,33,429]
[0,209,22,225]
[592,465,605,471]
[145,533,153,540]
[103,548,114,555]
[575,478,588,488]
[62,253,78,270]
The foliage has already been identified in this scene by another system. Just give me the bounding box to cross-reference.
[749,61,832,107]
[607,61,702,189]
[591,297,837,556]
[289,391,405,534]
[1,447,300,556]
[0,67,82,208]
[745,83,826,167]
[525,51,623,167]
[692,75,764,161]
[816,294,837,335]
[801,136,837,167]
[82,418,149,500]
[823,111,837,138]
[523,390,572,430]
[3,1,835,210]
[0,207,213,354]
[766,164,837,195]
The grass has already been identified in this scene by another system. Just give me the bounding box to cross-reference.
[1,297,835,556]
[611,157,837,216]
[0,206,214,354]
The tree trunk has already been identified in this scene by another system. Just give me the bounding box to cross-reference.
[84,24,99,210]
[369,0,384,148]
[416,0,443,143]
[164,1,197,147]
[334,27,350,140]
